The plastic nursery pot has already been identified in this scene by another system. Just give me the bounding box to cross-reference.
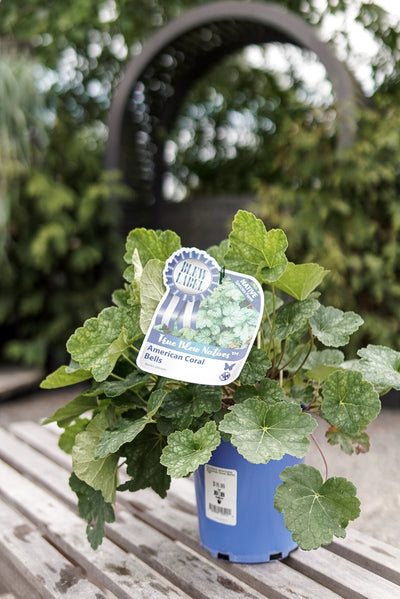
[194,441,301,563]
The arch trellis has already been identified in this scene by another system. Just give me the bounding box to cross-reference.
[106,1,363,244]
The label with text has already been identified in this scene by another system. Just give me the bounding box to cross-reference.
[205,464,237,526]
[137,247,264,385]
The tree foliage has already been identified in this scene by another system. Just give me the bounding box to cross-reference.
[1,0,400,363]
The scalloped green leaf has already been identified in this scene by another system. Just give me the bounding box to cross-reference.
[124,228,181,266]
[119,424,170,498]
[219,399,316,463]
[225,210,288,283]
[233,378,287,404]
[72,411,119,503]
[357,344,400,391]
[139,258,165,334]
[321,370,381,433]
[95,415,149,459]
[306,365,341,384]
[304,349,345,369]
[206,239,230,266]
[160,385,223,430]
[239,347,272,384]
[84,370,151,398]
[326,427,370,455]
[274,262,328,300]
[160,421,221,478]
[310,305,364,347]
[274,463,360,550]
[40,365,92,389]
[274,299,320,341]
[43,393,98,427]
[69,473,115,550]
[95,390,166,458]
[66,306,142,381]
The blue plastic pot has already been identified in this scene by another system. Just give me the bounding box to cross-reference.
[194,441,301,563]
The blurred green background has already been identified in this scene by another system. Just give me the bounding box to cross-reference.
[1,0,400,368]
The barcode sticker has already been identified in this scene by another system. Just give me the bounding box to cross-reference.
[205,464,237,526]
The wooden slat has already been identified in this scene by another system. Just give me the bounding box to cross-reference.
[285,547,400,599]
[0,428,275,599]
[329,528,400,585]
[9,420,72,470]
[121,486,346,599]
[2,422,400,599]
[0,424,344,599]
[0,500,109,599]
[0,367,44,401]
[0,459,189,599]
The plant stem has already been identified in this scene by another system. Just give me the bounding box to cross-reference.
[311,433,329,481]
[110,373,124,381]
[122,352,137,368]
[285,325,315,381]
[305,383,320,412]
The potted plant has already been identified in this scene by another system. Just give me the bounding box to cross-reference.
[42,210,395,561]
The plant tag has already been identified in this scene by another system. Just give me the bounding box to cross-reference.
[137,248,263,385]
[205,464,237,526]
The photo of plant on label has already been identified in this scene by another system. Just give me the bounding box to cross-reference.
[137,247,264,385]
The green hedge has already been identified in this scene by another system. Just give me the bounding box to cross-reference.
[255,98,400,355]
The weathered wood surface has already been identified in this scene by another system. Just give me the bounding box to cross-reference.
[0,367,44,401]
[0,421,399,599]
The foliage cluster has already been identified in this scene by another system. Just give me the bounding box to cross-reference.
[254,98,400,354]
[0,51,126,366]
[1,0,400,365]
[42,211,399,552]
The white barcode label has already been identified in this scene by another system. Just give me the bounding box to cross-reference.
[205,464,237,526]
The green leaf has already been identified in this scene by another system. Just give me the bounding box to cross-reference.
[310,306,364,347]
[274,262,328,300]
[326,426,370,455]
[304,349,345,369]
[219,399,316,463]
[148,389,167,415]
[206,239,230,266]
[69,473,115,550]
[274,464,360,550]
[239,347,272,384]
[95,415,150,459]
[306,365,341,383]
[225,210,288,283]
[72,411,119,503]
[67,306,142,381]
[40,365,91,389]
[95,390,167,458]
[119,425,170,498]
[58,418,89,454]
[124,228,181,266]
[321,370,381,433]
[84,370,151,398]
[160,385,223,429]
[139,258,165,334]
[274,299,320,341]
[43,393,98,427]
[107,328,130,365]
[160,421,221,477]
[233,378,287,404]
[358,344,400,391]
[304,349,345,383]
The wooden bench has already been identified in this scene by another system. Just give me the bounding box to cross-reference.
[0,420,399,599]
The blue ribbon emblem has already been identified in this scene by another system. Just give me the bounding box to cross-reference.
[155,248,220,331]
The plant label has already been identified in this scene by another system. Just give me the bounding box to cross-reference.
[205,464,237,526]
[137,247,264,385]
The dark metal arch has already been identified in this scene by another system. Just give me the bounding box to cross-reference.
[106,1,362,239]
